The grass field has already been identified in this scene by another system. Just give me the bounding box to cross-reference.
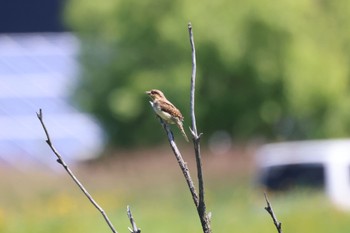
[1,146,350,233]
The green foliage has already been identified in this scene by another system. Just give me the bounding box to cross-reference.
[65,0,350,146]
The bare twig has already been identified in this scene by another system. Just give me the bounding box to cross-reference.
[188,22,198,137]
[36,109,118,233]
[264,192,283,233]
[153,23,211,233]
[188,22,211,233]
[127,206,141,233]
[160,118,199,206]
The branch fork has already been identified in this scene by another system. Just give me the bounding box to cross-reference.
[158,23,211,233]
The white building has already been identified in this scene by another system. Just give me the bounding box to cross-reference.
[0,33,103,169]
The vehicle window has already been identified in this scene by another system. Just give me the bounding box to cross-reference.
[260,163,325,190]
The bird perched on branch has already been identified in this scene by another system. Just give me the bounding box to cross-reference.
[146,89,189,142]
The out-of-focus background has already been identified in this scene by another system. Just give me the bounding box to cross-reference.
[2,0,350,232]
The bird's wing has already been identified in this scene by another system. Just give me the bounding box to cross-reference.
[158,99,184,121]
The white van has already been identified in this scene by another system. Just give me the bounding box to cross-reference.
[255,139,350,210]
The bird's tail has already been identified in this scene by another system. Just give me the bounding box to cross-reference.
[176,121,189,142]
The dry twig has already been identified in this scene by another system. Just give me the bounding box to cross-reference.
[264,192,283,233]
[160,119,199,206]
[36,109,118,233]
[188,22,211,233]
[127,206,141,233]
[159,23,211,233]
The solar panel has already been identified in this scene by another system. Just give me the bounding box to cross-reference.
[0,33,103,169]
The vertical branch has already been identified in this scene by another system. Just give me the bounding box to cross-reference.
[189,22,198,136]
[155,23,211,233]
[188,22,211,233]
[36,109,118,233]
[264,193,283,233]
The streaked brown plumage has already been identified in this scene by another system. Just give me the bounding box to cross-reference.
[146,89,189,142]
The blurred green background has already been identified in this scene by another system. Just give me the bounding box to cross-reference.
[65,0,350,147]
[3,0,350,233]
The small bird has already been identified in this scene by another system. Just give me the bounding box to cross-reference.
[146,89,189,142]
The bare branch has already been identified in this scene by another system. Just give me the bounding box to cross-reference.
[36,109,118,233]
[188,22,198,137]
[188,22,211,233]
[127,206,141,233]
[151,23,211,233]
[264,192,283,233]
[160,118,199,206]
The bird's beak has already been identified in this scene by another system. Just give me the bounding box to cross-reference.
[145,90,151,95]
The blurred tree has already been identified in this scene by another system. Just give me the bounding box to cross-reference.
[64,0,350,147]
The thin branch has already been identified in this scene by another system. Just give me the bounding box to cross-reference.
[160,118,199,207]
[36,109,118,233]
[154,23,211,233]
[188,22,211,233]
[264,192,283,233]
[189,22,198,137]
[127,206,141,233]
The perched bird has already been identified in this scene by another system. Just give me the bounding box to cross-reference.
[146,89,189,142]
